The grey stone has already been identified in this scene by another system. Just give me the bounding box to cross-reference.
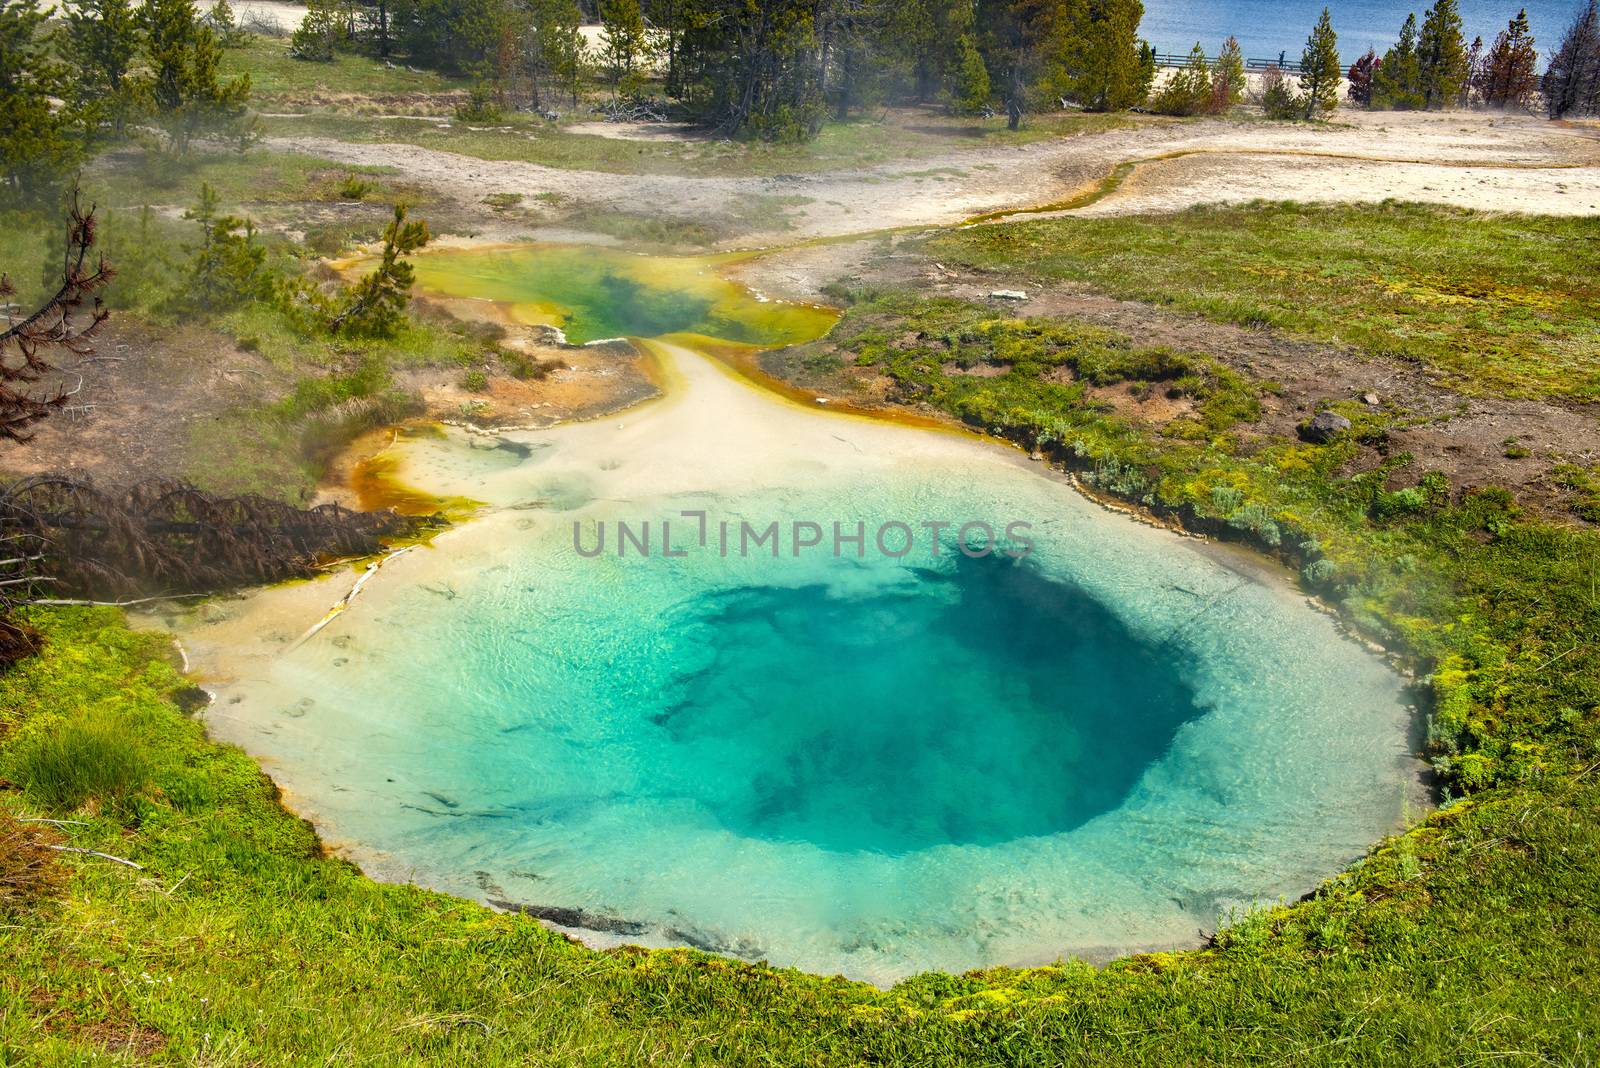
[1301,410,1352,443]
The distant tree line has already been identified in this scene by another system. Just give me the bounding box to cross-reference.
[1343,0,1600,117]
[0,0,253,208]
[289,0,1157,137]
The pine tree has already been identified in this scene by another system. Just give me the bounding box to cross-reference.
[182,183,271,312]
[290,0,341,60]
[1150,41,1208,115]
[885,0,972,103]
[1542,0,1598,117]
[1298,7,1340,119]
[1417,0,1468,108]
[975,0,1047,129]
[356,0,395,56]
[1259,62,1299,118]
[1063,0,1153,113]
[1372,13,1425,108]
[205,0,250,47]
[1479,9,1536,109]
[1460,33,1482,105]
[1211,35,1245,112]
[950,31,992,113]
[524,0,584,110]
[328,205,430,338]
[143,0,252,152]
[672,0,825,140]
[61,0,144,138]
[0,0,85,208]
[0,190,112,448]
[1347,48,1378,105]
[598,0,649,100]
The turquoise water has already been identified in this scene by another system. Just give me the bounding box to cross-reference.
[407,245,836,346]
[638,555,1204,853]
[208,447,1418,982]
[189,250,1419,982]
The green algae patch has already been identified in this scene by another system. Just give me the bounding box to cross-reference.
[405,244,839,347]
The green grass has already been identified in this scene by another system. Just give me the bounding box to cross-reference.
[0,608,1596,1063]
[225,35,469,104]
[1,705,152,816]
[927,202,1600,402]
[827,291,1263,440]
[76,144,411,214]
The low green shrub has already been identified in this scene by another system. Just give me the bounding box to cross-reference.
[336,174,374,200]
[455,85,504,123]
[4,708,153,816]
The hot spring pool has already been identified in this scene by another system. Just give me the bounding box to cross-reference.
[179,247,1420,984]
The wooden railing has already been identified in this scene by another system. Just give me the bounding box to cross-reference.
[1149,51,1316,74]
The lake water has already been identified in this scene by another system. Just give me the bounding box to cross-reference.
[1141,0,1572,65]
[180,246,1421,984]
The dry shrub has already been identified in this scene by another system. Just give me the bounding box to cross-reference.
[0,811,63,915]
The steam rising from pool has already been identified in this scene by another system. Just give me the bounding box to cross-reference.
[179,247,1418,984]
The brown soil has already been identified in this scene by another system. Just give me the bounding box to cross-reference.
[0,318,289,487]
[0,309,656,508]
[405,337,659,431]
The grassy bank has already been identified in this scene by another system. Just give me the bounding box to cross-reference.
[929,202,1600,402]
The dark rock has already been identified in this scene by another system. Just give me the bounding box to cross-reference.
[171,685,211,714]
[489,899,650,937]
[1300,410,1352,443]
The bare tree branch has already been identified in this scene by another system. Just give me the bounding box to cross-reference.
[0,185,115,444]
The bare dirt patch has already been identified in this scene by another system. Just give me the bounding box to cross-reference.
[407,337,658,431]
[0,319,289,488]
[563,122,708,143]
[270,109,1600,251]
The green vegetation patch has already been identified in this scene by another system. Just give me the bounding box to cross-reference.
[223,35,467,104]
[927,202,1600,402]
[830,290,1261,441]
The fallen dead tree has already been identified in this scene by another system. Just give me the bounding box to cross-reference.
[0,476,439,608]
[593,97,670,123]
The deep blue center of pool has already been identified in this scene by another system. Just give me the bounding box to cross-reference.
[644,555,1205,853]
